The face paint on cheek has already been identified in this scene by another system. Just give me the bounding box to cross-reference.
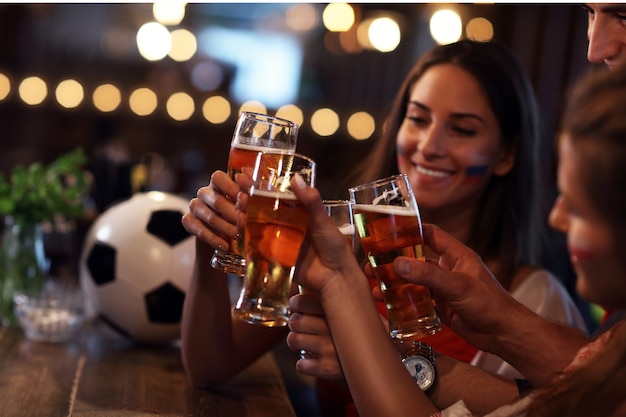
[396,145,408,158]
[569,233,595,262]
[463,165,488,185]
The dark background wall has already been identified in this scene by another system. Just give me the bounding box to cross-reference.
[0,4,598,319]
[0,3,594,199]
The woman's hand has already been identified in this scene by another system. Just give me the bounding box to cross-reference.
[289,175,361,294]
[392,223,523,353]
[182,170,241,250]
[287,293,346,382]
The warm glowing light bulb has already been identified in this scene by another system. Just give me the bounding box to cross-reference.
[153,2,186,26]
[310,108,339,137]
[0,73,10,101]
[347,111,375,140]
[430,9,462,45]
[55,79,84,109]
[323,3,355,32]
[169,28,197,62]
[93,83,121,112]
[129,87,158,116]
[19,76,47,106]
[286,3,319,32]
[137,22,172,61]
[276,104,303,128]
[466,17,494,42]
[166,92,195,121]
[368,17,401,52]
[239,101,267,115]
[202,96,231,124]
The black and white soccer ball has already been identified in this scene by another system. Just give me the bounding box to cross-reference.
[79,191,194,344]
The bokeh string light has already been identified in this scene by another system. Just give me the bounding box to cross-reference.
[0,4,495,142]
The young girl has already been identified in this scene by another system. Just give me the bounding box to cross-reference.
[287,65,626,416]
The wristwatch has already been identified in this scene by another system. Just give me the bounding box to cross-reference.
[400,341,437,392]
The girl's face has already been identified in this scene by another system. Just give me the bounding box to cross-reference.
[549,134,626,310]
[396,64,514,212]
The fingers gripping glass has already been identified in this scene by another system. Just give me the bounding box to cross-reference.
[234,152,316,327]
[211,112,298,276]
[349,174,442,341]
[299,200,356,359]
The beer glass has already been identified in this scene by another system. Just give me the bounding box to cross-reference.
[211,111,298,276]
[324,200,357,254]
[299,199,356,359]
[349,174,442,340]
[234,152,316,327]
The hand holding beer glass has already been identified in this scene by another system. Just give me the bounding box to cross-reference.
[234,152,316,327]
[211,111,298,276]
[298,200,356,292]
[299,199,356,359]
[349,174,442,340]
[324,200,357,255]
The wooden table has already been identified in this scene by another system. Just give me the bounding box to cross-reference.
[0,321,296,417]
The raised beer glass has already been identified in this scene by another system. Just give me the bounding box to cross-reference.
[349,174,442,340]
[234,152,316,327]
[211,112,298,276]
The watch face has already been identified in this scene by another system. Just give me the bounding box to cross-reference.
[402,355,435,391]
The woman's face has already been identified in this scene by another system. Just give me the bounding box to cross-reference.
[549,134,626,310]
[396,64,513,212]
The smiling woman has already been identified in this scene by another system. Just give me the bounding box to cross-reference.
[346,41,546,285]
[310,39,587,417]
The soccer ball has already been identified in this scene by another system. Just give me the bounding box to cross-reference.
[79,191,194,344]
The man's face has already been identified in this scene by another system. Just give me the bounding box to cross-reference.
[584,3,626,70]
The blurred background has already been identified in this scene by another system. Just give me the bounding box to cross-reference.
[0,4,598,416]
[0,3,592,203]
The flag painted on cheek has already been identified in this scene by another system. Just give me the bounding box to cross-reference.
[569,234,595,261]
[464,165,488,185]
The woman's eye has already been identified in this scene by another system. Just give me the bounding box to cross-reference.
[407,116,428,125]
[453,126,476,136]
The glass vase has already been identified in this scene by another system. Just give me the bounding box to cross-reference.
[0,216,49,327]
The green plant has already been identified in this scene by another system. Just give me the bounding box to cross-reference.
[0,148,89,224]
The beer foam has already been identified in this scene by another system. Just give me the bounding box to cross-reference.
[353,203,417,217]
[251,188,298,200]
[232,142,295,154]
[338,223,355,235]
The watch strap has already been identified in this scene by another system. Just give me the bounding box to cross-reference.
[402,341,436,364]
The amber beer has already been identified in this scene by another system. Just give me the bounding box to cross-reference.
[211,112,298,276]
[227,143,268,179]
[235,190,308,326]
[224,143,266,260]
[350,174,442,340]
[225,144,293,257]
[234,152,315,327]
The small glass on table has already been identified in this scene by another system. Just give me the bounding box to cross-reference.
[211,111,298,276]
[13,280,86,343]
[234,151,316,327]
[349,174,442,341]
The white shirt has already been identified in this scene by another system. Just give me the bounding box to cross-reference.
[470,269,588,378]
